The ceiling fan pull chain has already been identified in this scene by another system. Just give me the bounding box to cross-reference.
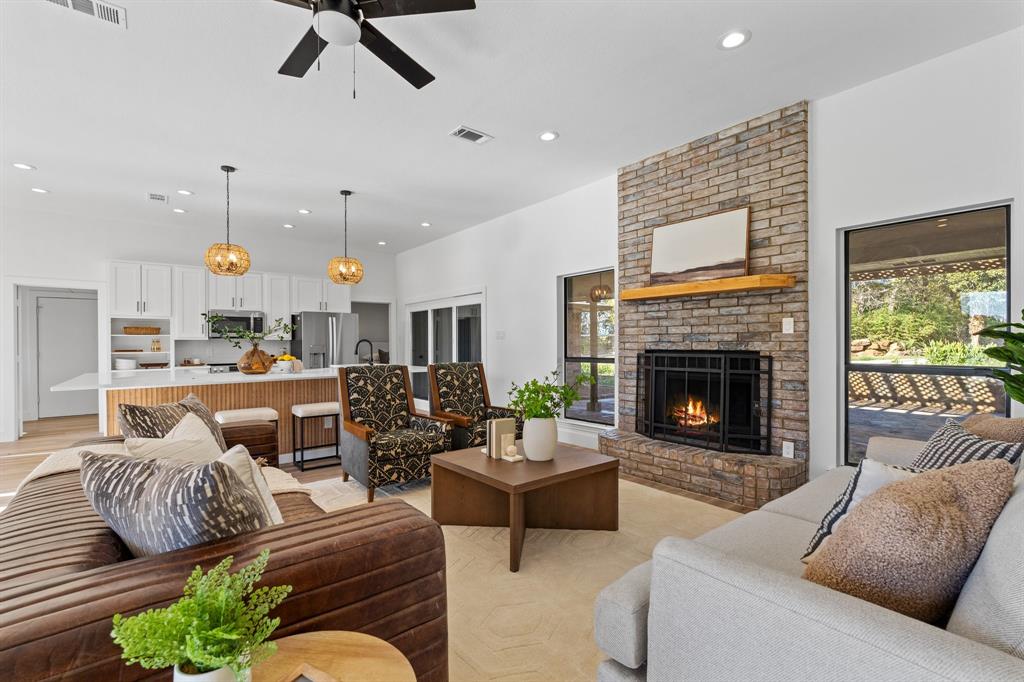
[353,46,356,100]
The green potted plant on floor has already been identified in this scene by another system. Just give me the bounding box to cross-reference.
[203,314,295,375]
[974,307,1024,404]
[111,550,292,682]
[507,370,590,461]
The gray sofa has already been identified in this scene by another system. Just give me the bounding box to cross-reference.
[594,437,1024,681]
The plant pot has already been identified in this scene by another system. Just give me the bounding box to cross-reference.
[237,345,273,375]
[522,418,557,461]
[173,664,248,682]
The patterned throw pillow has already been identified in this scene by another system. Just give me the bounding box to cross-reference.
[911,419,1024,470]
[802,459,921,562]
[117,393,227,452]
[80,451,270,557]
[124,413,223,462]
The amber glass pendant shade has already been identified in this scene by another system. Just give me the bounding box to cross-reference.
[328,256,364,284]
[205,242,251,276]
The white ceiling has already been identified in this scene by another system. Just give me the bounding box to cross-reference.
[2,0,1021,253]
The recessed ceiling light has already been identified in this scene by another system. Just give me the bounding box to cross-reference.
[283,223,295,229]
[297,208,311,215]
[173,208,187,214]
[420,221,431,227]
[30,187,48,193]
[719,30,751,49]
[177,189,193,196]
[12,162,35,170]
[378,241,387,246]
[539,131,560,142]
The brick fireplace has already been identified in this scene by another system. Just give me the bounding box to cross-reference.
[599,102,810,509]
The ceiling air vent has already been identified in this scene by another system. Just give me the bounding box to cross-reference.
[42,0,127,29]
[148,193,168,204]
[449,125,493,145]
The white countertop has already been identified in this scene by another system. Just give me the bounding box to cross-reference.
[51,366,350,392]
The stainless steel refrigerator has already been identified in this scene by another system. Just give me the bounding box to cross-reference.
[290,312,359,368]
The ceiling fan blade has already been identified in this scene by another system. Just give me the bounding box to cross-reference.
[278,26,329,78]
[359,21,435,88]
[357,0,475,19]
[272,0,313,9]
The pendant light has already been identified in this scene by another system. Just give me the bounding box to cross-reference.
[328,189,364,285]
[204,165,251,276]
[589,271,613,302]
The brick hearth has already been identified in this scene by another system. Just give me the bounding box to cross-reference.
[600,430,806,510]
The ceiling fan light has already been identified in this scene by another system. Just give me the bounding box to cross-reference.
[314,7,361,46]
[328,256,364,284]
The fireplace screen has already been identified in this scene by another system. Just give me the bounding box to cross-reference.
[637,350,772,454]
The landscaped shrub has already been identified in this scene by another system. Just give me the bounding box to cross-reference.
[922,340,995,366]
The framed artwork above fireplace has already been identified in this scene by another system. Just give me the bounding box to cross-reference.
[650,207,750,284]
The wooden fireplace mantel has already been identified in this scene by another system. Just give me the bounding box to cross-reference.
[620,274,796,301]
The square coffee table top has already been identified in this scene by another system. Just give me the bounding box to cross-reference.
[431,441,618,494]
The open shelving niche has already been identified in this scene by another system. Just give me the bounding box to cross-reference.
[109,318,174,374]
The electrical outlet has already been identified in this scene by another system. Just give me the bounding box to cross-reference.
[782,317,794,334]
[782,441,795,458]
[323,416,333,429]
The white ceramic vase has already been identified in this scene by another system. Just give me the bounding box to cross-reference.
[522,417,557,461]
[173,664,248,682]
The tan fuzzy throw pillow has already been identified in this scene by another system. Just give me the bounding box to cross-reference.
[962,414,1024,444]
[803,459,1014,623]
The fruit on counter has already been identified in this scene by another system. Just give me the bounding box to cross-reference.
[276,354,297,362]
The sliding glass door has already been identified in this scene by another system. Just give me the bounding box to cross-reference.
[407,294,484,400]
[843,206,1010,464]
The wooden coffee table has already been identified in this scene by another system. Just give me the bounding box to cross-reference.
[431,442,619,572]
[253,631,415,682]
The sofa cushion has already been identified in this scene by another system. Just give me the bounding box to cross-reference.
[80,451,270,557]
[761,466,855,524]
[695,510,815,578]
[594,560,651,669]
[963,414,1024,443]
[911,419,1024,470]
[345,365,411,433]
[948,465,1024,658]
[117,393,227,452]
[433,362,487,421]
[803,459,1015,624]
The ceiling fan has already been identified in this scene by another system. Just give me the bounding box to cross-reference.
[274,0,476,89]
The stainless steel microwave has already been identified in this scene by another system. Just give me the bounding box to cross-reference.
[207,311,266,339]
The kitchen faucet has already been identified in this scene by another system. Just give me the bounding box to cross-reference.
[355,339,375,365]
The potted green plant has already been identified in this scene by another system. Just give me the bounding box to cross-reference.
[974,307,1024,405]
[111,550,292,682]
[507,371,589,461]
[203,314,295,375]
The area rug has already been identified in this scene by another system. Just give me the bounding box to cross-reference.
[306,476,740,681]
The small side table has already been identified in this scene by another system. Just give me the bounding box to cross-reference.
[253,631,416,682]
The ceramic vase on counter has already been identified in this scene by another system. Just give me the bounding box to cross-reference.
[237,343,272,375]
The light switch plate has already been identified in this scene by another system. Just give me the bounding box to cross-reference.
[782,441,795,458]
[782,317,795,334]
[323,416,333,429]
[495,330,507,341]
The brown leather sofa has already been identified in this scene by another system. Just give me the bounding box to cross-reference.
[0,424,448,681]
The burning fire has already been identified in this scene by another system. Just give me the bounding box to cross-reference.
[672,397,718,428]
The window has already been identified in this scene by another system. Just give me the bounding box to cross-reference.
[563,270,616,425]
[844,206,1010,464]
[407,294,484,400]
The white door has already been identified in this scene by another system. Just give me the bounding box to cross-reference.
[141,264,172,317]
[37,296,98,417]
[208,273,237,310]
[264,274,292,340]
[324,279,351,313]
[173,266,208,339]
[110,263,141,317]
[292,277,323,312]
[238,274,263,311]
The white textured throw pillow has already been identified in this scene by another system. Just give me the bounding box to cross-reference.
[124,413,222,462]
[218,446,284,525]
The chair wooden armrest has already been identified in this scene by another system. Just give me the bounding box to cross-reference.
[343,420,373,440]
[431,410,471,428]
[413,412,453,425]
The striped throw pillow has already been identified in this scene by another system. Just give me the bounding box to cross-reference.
[80,451,270,557]
[117,394,227,452]
[911,419,1024,470]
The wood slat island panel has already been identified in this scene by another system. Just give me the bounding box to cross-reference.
[105,377,340,454]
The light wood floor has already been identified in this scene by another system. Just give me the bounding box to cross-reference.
[0,415,101,495]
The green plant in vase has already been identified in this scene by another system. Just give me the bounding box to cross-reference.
[111,550,291,682]
[507,370,591,461]
[974,307,1024,404]
[203,314,295,375]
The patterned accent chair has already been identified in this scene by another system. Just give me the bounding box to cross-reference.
[338,364,452,503]
[428,362,524,450]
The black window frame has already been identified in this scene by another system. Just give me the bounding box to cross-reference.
[842,204,1012,465]
[562,270,616,425]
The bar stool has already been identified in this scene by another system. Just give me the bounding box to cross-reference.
[291,402,341,472]
[215,407,279,425]
[214,408,280,467]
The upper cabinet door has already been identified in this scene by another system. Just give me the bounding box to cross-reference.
[238,274,263,311]
[263,274,292,340]
[173,266,208,339]
[292,277,323,313]
[110,263,142,317]
[207,273,237,310]
[140,264,172,317]
[323,279,351,313]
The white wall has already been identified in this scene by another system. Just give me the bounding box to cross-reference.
[395,175,618,446]
[808,28,1024,477]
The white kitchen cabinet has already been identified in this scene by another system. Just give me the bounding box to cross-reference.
[263,274,292,340]
[110,262,142,316]
[323,279,351,313]
[292,277,324,312]
[140,264,172,317]
[173,266,208,339]
[207,273,237,310]
[238,274,263,311]
[208,272,264,311]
